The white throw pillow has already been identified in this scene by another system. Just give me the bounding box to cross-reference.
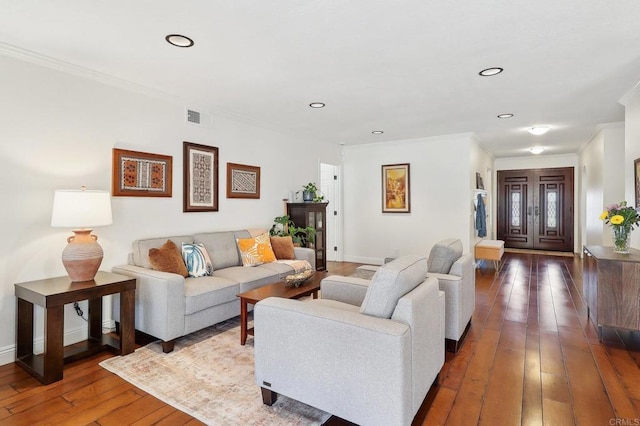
[360,256,427,318]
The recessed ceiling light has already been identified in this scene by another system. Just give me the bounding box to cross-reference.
[165,34,194,48]
[529,147,545,154]
[309,102,325,108]
[372,130,384,135]
[497,113,514,119]
[479,67,503,77]
[528,126,550,135]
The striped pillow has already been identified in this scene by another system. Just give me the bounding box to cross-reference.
[181,243,213,277]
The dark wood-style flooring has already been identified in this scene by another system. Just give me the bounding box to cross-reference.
[1,253,639,425]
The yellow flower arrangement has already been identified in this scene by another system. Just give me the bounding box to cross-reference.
[600,201,640,253]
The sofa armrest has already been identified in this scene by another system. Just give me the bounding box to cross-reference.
[293,247,315,270]
[254,297,413,425]
[111,264,186,342]
[320,275,370,306]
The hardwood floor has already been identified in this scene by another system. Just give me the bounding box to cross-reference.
[1,253,639,425]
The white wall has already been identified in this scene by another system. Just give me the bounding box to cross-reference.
[622,83,640,250]
[494,153,580,252]
[578,124,625,247]
[0,54,341,365]
[342,133,481,264]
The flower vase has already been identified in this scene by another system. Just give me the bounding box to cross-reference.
[611,226,631,254]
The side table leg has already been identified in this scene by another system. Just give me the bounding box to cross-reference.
[120,289,135,355]
[88,298,102,341]
[240,298,248,345]
[43,305,64,385]
[16,298,34,359]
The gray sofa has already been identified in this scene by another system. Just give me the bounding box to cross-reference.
[112,229,315,352]
[254,256,445,426]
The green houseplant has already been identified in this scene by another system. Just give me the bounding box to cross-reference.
[269,215,316,247]
[299,182,325,203]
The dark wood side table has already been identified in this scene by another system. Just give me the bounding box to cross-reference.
[14,271,136,384]
[236,277,320,345]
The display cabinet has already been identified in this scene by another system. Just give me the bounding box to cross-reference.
[287,202,328,271]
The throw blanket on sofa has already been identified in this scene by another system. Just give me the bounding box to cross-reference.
[277,259,313,273]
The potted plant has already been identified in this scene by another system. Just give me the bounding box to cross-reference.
[269,215,316,248]
[301,182,317,202]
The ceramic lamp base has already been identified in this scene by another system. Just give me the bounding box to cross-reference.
[61,229,103,282]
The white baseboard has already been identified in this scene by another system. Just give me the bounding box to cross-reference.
[343,255,384,265]
[0,319,116,367]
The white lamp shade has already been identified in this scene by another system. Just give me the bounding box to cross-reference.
[51,189,113,228]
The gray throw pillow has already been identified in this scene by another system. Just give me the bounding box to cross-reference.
[360,256,427,319]
[427,238,463,274]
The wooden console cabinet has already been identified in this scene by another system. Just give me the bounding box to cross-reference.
[287,202,328,271]
[583,245,640,340]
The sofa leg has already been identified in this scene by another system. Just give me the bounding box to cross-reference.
[161,339,176,353]
[261,387,278,406]
[446,320,472,353]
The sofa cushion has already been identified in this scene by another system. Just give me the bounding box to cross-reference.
[427,239,463,274]
[184,276,239,315]
[148,240,188,277]
[237,233,277,266]
[212,265,280,293]
[194,231,242,270]
[270,236,296,260]
[360,256,427,319]
[182,243,213,277]
[132,235,194,269]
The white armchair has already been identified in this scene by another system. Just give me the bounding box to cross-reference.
[351,238,475,353]
[426,239,475,353]
[254,256,445,426]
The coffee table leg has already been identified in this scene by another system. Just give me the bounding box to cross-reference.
[240,297,248,345]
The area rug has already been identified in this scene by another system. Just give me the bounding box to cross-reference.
[99,318,330,425]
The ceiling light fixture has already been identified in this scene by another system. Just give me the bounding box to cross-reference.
[528,126,550,136]
[497,113,514,119]
[372,130,384,135]
[529,147,545,154]
[479,67,503,77]
[309,102,325,108]
[165,34,194,48]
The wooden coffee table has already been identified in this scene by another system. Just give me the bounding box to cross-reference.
[237,276,321,345]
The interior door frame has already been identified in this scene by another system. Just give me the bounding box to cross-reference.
[497,167,575,252]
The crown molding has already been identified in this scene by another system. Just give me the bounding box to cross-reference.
[619,79,640,107]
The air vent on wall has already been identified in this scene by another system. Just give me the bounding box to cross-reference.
[186,108,201,124]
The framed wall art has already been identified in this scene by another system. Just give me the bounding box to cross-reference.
[226,163,260,199]
[635,158,640,207]
[382,163,410,213]
[183,141,219,212]
[112,148,172,197]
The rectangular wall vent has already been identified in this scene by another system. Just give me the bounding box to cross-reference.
[186,109,201,124]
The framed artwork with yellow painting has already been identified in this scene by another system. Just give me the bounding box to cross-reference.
[382,163,410,213]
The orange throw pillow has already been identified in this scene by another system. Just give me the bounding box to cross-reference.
[270,236,296,260]
[148,240,188,277]
[237,233,277,266]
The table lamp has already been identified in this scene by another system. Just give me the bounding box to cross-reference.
[51,187,113,282]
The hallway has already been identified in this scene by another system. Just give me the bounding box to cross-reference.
[426,251,640,425]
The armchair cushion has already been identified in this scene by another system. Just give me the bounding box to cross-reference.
[360,256,427,318]
[427,238,463,273]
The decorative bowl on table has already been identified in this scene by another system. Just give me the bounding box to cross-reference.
[284,269,315,288]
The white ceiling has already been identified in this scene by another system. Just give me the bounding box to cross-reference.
[1,1,640,158]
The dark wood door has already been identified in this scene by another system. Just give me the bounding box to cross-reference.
[497,167,574,252]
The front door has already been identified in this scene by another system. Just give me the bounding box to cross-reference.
[497,167,574,252]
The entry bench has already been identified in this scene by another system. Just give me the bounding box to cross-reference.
[474,239,504,270]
